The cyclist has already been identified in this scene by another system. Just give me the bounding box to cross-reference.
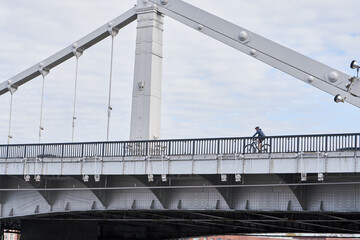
[253,126,265,152]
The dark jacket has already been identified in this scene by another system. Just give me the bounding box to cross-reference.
[253,129,265,138]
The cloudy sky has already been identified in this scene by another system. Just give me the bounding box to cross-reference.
[0,0,360,144]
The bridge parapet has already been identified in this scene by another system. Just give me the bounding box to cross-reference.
[1,133,359,159]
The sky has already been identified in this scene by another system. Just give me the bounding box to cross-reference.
[0,0,360,144]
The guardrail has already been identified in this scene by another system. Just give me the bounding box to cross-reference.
[0,133,359,159]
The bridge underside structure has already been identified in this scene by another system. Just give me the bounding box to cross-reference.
[1,174,360,239]
[1,134,360,239]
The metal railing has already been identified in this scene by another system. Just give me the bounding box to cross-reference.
[0,133,359,159]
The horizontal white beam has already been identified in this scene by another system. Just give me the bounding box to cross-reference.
[1,152,358,175]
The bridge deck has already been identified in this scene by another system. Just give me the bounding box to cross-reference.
[1,133,359,175]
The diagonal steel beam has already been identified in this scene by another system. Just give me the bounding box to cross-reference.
[0,7,137,96]
[149,0,360,107]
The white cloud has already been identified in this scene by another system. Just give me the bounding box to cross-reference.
[0,0,360,144]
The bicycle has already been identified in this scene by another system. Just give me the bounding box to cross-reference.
[244,137,270,153]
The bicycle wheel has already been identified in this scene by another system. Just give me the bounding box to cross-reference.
[261,144,271,153]
[244,144,256,153]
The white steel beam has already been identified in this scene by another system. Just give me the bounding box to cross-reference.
[1,152,359,176]
[0,7,137,96]
[149,0,360,108]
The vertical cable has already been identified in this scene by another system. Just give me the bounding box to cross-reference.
[38,75,46,143]
[71,44,83,142]
[72,56,79,142]
[107,35,115,141]
[7,91,15,144]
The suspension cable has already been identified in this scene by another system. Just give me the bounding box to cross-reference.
[107,35,115,141]
[71,44,83,142]
[7,80,18,144]
[38,63,49,143]
[38,75,45,143]
[8,92,14,144]
[106,23,119,141]
[72,56,79,142]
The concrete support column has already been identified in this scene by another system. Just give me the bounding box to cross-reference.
[130,0,164,140]
[20,220,98,240]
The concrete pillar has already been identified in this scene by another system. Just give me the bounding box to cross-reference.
[20,220,98,240]
[129,0,164,140]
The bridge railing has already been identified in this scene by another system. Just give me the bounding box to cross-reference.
[0,133,359,159]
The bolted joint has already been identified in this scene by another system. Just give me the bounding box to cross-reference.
[148,174,154,182]
[317,173,324,181]
[24,175,31,182]
[38,62,49,77]
[327,71,339,83]
[138,81,145,91]
[35,175,41,182]
[72,43,84,58]
[346,76,359,92]
[235,174,241,182]
[7,80,18,94]
[306,75,314,84]
[108,106,112,117]
[107,22,119,37]
[249,49,257,57]
[238,31,250,43]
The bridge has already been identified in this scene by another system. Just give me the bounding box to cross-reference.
[1,0,360,239]
[1,133,360,239]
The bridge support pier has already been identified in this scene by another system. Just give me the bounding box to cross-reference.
[20,220,98,240]
[130,0,164,140]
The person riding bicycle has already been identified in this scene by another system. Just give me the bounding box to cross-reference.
[253,126,265,152]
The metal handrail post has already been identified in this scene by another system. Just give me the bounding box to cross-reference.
[81,143,84,158]
[217,139,220,155]
[145,141,148,156]
[168,141,171,156]
[102,142,105,157]
[123,142,126,157]
[24,145,27,158]
[42,144,45,157]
